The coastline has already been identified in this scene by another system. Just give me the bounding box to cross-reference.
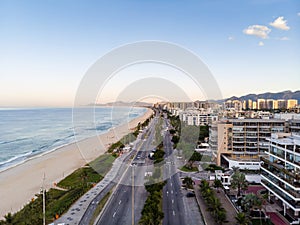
[0,108,153,218]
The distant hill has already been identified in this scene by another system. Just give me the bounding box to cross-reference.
[225,90,300,102]
[94,101,153,107]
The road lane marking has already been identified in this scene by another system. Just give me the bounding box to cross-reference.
[119,200,122,205]
[172,199,174,204]
[113,212,116,217]
[171,190,173,194]
[173,210,175,216]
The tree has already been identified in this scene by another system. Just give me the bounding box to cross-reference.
[199,125,209,142]
[241,193,262,215]
[4,213,13,224]
[183,177,194,189]
[235,212,251,225]
[230,169,248,196]
[214,179,223,193]
[215,209,227,225]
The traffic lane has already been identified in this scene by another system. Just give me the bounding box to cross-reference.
[163,174,185,225]
[96,184,132,225]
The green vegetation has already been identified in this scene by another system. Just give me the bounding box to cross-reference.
[89,191,111,225]
[198,125,209,142]
[154,116,164,147]
[241,193,262,215]
[200,180,227,225]
[214,179,223,192]
[167,114,181,134]
[180,165,198,172]
[231,168,248,196]
[139,181,166,225]
[89,154,116,175]
[235,212,251,225]
[182,177,195,189]
[1,165,103,224]
[205,164,224,172]
[251,219,273,225]
[0,112,155,225]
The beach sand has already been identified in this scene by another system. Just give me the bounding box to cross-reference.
[0,108,153,218]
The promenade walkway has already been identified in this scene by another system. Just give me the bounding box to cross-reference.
[194,185,237,225]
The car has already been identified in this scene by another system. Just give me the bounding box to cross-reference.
[186,192,195,197]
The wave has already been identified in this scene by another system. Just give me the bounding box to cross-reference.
[0,151,34,167]
[0,107,147,171]
[0,137,28,145]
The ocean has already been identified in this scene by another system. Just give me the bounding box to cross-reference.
[0,107,146,171]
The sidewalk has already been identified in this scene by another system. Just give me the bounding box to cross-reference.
[214,189,237,224]
[194,185,217,225]
[194,185,237,225]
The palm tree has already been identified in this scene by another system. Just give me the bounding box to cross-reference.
[235,212,251,225]
[230,169,248,196]
[214,179,223,192]
[241,193,262,215]
[215,209,227,225]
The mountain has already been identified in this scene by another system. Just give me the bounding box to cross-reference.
[93,101,153,107]
[225,90,300,102]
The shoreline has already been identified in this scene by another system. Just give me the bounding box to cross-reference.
[0,106,148,173]
[0,108,153,218]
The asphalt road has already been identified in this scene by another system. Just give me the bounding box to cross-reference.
[96,116,158,225]
[162,115,187,225]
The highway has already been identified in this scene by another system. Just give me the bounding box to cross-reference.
[95,116,158,225]
[162,115,187,225]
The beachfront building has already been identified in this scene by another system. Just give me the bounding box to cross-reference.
[210,118,286,170]
[180,108,218,126]
[261,133,300,224]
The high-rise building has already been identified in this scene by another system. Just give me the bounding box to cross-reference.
[273,100,278,109]
[248,99,253,110]
[287,99,298,109]
[257,99,266,110]
[253,101,257,110]
[211,118,286,170]
[278,99,287,109]
[266,99,274,110]
[261,133,300,223]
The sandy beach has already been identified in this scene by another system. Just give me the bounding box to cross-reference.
[0,108,153,218]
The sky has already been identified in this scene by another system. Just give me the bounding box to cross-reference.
[0,0,300,107]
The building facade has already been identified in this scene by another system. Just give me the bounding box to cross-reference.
[211,118,286,170]
[261,133,300,224]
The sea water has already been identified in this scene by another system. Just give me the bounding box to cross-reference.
[0,107,146,171]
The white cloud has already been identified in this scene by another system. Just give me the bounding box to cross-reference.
[243,25,271,39]
[279,37,290,41]
[269,16,290,30]
[298,12,300,16]
[228,36,234,41]
[258,41,264,46]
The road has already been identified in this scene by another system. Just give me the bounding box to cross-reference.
[95,116,158,225]
[162,115,187,225]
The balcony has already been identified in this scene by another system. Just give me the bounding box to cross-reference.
[261,179,300,209]
[261,175,300,200]
[261,158,300,187]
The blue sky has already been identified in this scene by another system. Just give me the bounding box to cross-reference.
[0,0,300,106]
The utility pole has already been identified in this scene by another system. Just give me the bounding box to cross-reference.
[132,165,135,225]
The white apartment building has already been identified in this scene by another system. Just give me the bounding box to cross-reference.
[261,133,300,224]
